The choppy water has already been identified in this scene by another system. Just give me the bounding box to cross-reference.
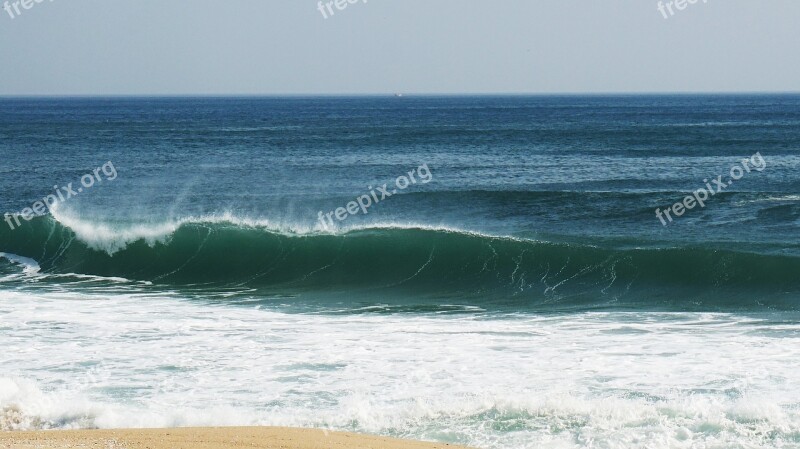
[2,95,800,448]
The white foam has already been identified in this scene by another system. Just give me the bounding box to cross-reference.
[50,208,324,255]
[2,289,800,448]
[0,253,41,275]
[739,194,800,204]
[48,207,512,256]
[51,208,180,254]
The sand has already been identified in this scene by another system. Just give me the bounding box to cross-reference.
[0,427,473,449]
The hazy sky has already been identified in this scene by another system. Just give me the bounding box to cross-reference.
[0,0,798,95]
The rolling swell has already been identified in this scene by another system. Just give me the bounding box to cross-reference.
[1,215,799,310]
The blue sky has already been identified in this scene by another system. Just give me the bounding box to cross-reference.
[0,0,798,95]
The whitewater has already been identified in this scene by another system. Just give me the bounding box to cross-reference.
[2,284,800,448]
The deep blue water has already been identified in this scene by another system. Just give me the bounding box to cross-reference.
[1,95,800,311]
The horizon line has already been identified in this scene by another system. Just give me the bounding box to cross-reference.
[2,91,800,99]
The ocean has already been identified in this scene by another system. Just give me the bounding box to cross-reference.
[1,95,800,448]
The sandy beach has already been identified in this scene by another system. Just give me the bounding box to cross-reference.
[0,427,471,449]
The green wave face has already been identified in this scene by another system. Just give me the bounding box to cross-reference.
[1,216,799,311]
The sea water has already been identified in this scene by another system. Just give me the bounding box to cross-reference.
[2,95,800,448]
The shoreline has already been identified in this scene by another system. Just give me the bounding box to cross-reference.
[0,427,472,449]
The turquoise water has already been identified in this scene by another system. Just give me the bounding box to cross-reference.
[1,95,800,448]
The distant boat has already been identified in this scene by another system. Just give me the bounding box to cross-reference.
[395,93,404,98]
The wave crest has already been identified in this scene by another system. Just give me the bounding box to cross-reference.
[1,214,799,310]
